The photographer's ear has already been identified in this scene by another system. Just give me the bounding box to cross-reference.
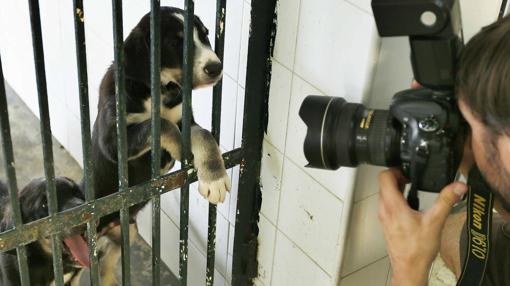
[427,182,467,221]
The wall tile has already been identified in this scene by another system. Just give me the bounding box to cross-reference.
[225,223,235,284]
[192,88,214,131]
[223,0,244,80]
[342,194,387,276]
[273,0,301,69]
[254,215,277,286]
[159,211,227,286]
[260,140,284,224]
[217,168,234,220]
[272,231,331,286]
[237,3,251,88]
[228,166,240,224]
[353,165,384,202]
[266,61,292,153]
[65,112,84,165]
[345,0,372,14]
[83,1,113,46]
[279,159,344,275]
[294,0,378,102]
[233,86,245,149]
[386,267,392,286]
[340,257,390,286]
[219,76,238,151]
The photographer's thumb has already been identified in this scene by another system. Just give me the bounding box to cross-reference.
[427,182,468,222]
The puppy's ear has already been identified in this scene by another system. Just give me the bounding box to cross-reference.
[124,27,150,84]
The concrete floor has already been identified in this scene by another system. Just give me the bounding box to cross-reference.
[0,82,178,285]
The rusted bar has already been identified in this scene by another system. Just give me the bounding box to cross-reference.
[0,149,242,253]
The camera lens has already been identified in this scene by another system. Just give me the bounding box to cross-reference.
[299,95,401,170]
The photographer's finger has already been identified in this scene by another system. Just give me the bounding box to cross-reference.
[411,80,422,89]
[378,170,408,207]
[427,182,467,221]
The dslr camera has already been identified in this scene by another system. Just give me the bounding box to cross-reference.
[299,0,466,197]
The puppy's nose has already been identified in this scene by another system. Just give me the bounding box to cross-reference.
[203,61,222,78]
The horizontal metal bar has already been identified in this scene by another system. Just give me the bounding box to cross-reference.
[0,149,242,252]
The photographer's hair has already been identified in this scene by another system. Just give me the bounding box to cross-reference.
[456,14,510,135]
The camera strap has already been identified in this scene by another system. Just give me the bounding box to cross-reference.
[457,167,494,286]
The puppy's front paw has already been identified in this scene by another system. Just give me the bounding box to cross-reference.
[198,172,231,204]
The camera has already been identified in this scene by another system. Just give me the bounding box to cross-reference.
[299,0,466,194]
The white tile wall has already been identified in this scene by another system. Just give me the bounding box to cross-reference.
[342,193,387,276]
[253,215,277,286]
[272,231,332,286]
[273,0,301,70]
[340,257,390,286]
[260,141,284,225]
[266,62,292,153]
[279,159,344,275]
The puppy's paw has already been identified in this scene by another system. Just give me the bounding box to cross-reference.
[198,172,231,204]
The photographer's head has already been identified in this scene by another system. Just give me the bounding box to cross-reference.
[456,15,510,213]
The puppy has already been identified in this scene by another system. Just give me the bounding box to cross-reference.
[0,177,88,286]
[88,6,230,229]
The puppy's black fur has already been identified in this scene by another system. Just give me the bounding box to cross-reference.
[0,178,86,286]
[88,6,227,231]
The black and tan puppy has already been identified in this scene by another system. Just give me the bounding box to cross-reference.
[88,6,230,229]
[0,177,88,286]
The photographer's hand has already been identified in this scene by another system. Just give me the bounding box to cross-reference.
[378,168,467,286]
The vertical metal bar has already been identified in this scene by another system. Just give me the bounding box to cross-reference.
[149,1,162,286]
[111,0,131,285]
[232,0,277,285]
[0,54,31,286]
[180,0,194,285]
[27,1,65,285]
[71,1,100,285]
[206,1,227,285]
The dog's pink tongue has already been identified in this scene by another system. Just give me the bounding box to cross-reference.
[63,235,90,268]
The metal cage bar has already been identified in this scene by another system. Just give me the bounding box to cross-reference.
[206,0,227,285]
[27,0,65,285]
[111,0,132,285]
[0,54,31,286]
[71,1,101,284]
[232,0,277,285]
[149,0,162,285]
[179,0,195,285]
[0,150,241,252]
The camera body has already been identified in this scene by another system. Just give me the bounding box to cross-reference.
[388,88,464,192]
[299,0,466,193]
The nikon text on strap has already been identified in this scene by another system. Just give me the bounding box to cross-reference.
[457,167,494,286]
